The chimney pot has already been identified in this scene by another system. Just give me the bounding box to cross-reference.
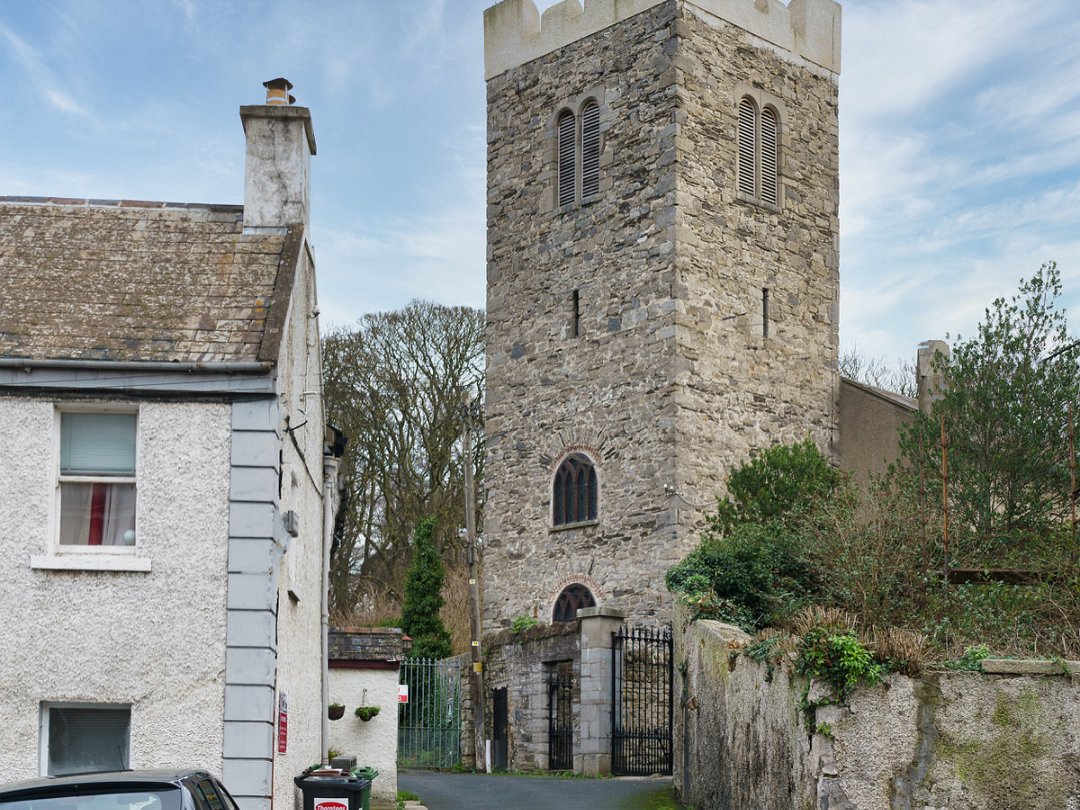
[263,77,294,106]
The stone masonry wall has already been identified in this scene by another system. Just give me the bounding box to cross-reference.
[483,623,580,771]
[675,612,1080,809]
[671,5,840,510]
[483,0,840,630]
[484,2,683,629]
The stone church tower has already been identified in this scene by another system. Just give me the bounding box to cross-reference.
[482,0,842,630]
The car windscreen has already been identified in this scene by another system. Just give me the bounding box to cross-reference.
[0,787,183,810]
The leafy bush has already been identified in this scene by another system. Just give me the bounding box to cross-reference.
[942,644,991,671]
[667,440,837,631]
[714,437,841,533]
[666,521,818,630]
[796,629,883,704]
[510,615,539,634]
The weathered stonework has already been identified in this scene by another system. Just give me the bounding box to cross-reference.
[675,610,1080,809]
[483,0,841,629]
[483,623,581,771]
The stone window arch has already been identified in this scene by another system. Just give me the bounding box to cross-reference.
[736,89,784,209]
[549,89,606,211]
[552,452,598,526]
[552,582,596,622]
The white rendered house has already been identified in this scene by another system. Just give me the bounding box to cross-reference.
[0,79,341,810]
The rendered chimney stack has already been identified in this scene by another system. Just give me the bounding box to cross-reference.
[240,77,316,232]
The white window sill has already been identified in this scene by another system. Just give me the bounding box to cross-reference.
[31,554,152,573]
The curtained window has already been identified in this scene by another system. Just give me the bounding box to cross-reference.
[59,412,137,547]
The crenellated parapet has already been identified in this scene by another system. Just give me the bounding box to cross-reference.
[484,0,841,79]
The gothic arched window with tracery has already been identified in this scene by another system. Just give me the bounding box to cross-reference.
[552,583,596,622]
[552,453,598,526]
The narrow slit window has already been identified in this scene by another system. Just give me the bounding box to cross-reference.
[557,110,576,207]
[580,101,601,198]
[571,289,580,338]
[762,288,770,338]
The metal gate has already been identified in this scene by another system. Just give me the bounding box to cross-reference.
[398,657,461,768]
[547,670,573,770]
[612,624,673,775]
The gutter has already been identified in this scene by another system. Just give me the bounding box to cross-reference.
[321,455,341,761]
[0,358,273,373]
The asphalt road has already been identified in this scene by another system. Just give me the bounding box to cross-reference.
[398,770,672,810]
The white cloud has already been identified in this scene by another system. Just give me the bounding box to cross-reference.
[45,87,90,117]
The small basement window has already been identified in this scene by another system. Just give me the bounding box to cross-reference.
[43,703,131,776]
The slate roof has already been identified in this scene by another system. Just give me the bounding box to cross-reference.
[329,628,408,663]
[0,198,302,364]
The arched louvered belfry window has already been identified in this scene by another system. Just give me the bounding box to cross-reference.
[552,583,597,622]
[737,96,758,197]
[580,100,601,198]
[553,453,598,526]
[760,106,779,206]
[737,95,782,206]
[557,109,576,207]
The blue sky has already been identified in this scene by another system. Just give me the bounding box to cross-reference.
[2,0,1079,366]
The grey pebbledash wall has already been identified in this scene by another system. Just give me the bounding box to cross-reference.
[483,0,841,630]
[674,610,1080,810]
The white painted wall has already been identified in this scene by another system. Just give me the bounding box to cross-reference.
[0,397,231,778]
[328,668,399,806]
[271,242,330,808]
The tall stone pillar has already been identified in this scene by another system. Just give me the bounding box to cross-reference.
[576,606,627,776]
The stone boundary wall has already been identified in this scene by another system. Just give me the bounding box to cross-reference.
[674,611,1080,809]
[483,622,582,771]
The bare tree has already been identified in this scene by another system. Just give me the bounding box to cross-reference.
[322,300,485,619]
[839,348,917,398]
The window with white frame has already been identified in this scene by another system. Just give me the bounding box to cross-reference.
[737,95,781,207]
[58,411,137,547]
[43,703,131,776]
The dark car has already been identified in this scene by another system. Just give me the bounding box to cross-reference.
[0,770,240,810]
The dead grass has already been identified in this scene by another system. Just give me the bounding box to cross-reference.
[329,561,475,657]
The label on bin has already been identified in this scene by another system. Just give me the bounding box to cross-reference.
[315,799,348,810]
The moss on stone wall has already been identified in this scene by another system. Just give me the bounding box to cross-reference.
[936,687,1066,809]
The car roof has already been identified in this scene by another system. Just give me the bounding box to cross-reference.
[0,770,215,799]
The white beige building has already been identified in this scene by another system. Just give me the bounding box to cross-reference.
[0,79,340,810]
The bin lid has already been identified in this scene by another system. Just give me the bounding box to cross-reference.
[293,775,371,790]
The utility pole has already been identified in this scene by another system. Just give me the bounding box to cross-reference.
[462,400,486,771]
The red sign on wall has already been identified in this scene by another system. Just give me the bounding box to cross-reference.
[277,691,289,754]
